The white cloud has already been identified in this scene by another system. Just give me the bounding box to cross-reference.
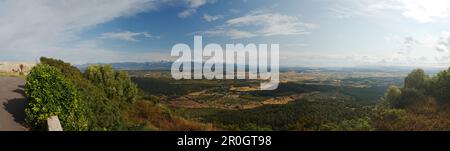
[433,32,450,62]
[203,13,223,22]
[227,11,317,36]
[42,40,172,64]
[178,0,215,18]
[435,32,450,52]
[331,0,450,23]
[398,0,449,23]
[200,27,256,39]
[186,0,209,8]
[178,9,197,18]
[329,0,398,19]
[386,36,420,54]
[0,0,157,62]
[99,31,152,42]
[226,29,257,39]
[383,33,450,65]
[200,10,317,39]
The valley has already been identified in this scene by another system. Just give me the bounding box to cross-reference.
[129,69,405,130]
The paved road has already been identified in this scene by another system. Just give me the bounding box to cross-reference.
[0,77,28,131]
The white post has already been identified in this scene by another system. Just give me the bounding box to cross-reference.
[47,116,63,131]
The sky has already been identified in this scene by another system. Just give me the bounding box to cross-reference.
[1,0,450,67]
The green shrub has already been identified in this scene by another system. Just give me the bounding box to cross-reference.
[39,57,138,130]
[404,69,429,91]
[84,64,138,105]
[40,57,84,81]
[384,85,402,107]
[430,68,450,103]
[25,64,87,131]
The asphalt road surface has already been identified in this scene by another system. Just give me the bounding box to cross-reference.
[0,77,28,131]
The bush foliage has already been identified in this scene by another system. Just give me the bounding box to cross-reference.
[26,57,212,131]
[385,67,450,108]
[25,64,87,130]
[25,57,139,130]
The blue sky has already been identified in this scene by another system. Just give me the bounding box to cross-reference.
[1,0,450,67]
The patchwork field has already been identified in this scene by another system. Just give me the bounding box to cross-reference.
[130,70,405,130]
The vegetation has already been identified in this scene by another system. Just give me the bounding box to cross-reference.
[321,117,374,131]
[24,57,450,131]
[377,68,450,130]
[39,57,130,130]
[163,67,450,131]
[176,92,372,131]
[19,64,24,75]
[384,68,445,109]
[84,65,138,104]
[25,57,210,131]
[25,64,87,130]
[125,100,214,131]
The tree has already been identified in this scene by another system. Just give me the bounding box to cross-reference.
[19,64,24,75]
[404,69,428,91]
[40,57,84,81]
[397,88,425,108]
[84,64,138,104]
[384,85,402,108]
[25,64,87,130]
[430,68,450,103]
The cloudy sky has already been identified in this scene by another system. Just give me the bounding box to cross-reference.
[1,0,450,67]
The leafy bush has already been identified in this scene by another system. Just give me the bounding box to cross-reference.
[25,64,87,130]
[40,57,84,81]
[404,69,429,91]
[384,69,432,109]
[430,68,450,103]
[39,57,138,130]
[84,65,138,104]
[375,67,450,130]
[384,85,402,107]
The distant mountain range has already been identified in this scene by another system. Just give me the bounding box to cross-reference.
[76,61,447,74]
[76,61,173,71]
[76,61,253,71]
